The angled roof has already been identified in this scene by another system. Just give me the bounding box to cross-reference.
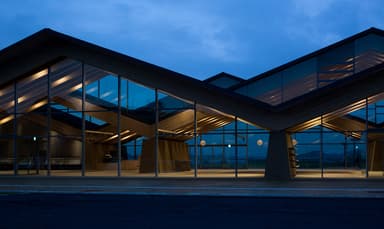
[234,27,384,89]
[204,72,245,89]
[232,27,384,105]
[1,28,384,131]
[0,28,278,130]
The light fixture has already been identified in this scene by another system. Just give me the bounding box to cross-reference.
[227,144,231,148]
[0,115,13,125]
[292,139,298,146]
[257,139,263,146]
[200,139,206,146]
[52,75,71,87]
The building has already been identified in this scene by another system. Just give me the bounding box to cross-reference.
[0,28,384,180]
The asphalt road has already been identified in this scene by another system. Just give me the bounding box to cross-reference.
[0,194,383,229]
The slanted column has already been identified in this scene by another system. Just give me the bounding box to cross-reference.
[265,130,293,180]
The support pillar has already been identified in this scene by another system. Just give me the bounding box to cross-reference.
[264,130,292,180]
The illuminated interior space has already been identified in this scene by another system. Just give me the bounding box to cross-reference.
[1,27,384,180]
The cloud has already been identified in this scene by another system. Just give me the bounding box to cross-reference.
[283,0,342,47]
[35,0,241,63]
[284,25,342,47]
[353,1,384,28]
[292,0,335,18]
[117,1,240,62]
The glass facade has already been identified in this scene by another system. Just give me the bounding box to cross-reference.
[0,58,269,178]
[1,28,384,180]
[235,32,384,106]
[288,98,381,178]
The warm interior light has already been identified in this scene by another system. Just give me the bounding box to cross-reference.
[103,130,131,142]
[17,96,27,104]
[85,130,114,135]
[158,129,178,134]
[257,139,263,146]
[200,139,206,146]
[0,115,13,125]
[31,69,48,80]
[28,100,48,111]
[120,133,137,141]
[292,139,298,146]
[71,84,82,91]
[52,75,71,87]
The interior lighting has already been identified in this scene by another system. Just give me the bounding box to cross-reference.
[52,75,71,87]
[17,96,27,104]
[0,115,13,125]
[30,69,48,81]
[120,133,137,141]
[28,100,48,111]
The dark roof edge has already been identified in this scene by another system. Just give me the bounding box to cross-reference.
[204,72,245,83]
[0,28,53,59]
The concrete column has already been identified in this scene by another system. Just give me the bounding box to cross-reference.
[265,130,292,180]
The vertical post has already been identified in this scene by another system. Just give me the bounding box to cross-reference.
[343,135,347,168]
[13,82,18,175]
[264,130,291,180]
[246,124,249,169]
[47,67,52,176]
[154,89,159,177]
[134,139,137,160]
[117,75,122,177]
[199,135,202,169]
[281,73,284,104]
[97,80,100,98]
[193,101,198,178]
[320,116,324,178]
[365,98,369,178]
[235,117,238,178]
[81,63,86,176]
[222,126,225,168]
[126,80,129,109]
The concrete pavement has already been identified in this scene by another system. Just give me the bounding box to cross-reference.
[1,176,384,198]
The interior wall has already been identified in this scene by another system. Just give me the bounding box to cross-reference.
[139,138,190,173]
[368,140,384,171]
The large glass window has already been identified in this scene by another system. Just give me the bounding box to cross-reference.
[355,34,384,73]
[235,32,384,106]
[367,97,384,177]
[16,68,49,175]
[236,72,282,105]
[292,126,321,178]
[83,65,119,176]
[0,84,15,175]
[237,121,268,178]
[49,59,83,176]
[156,91,194,177]
[120,78,155,177]
[282,58,317,102]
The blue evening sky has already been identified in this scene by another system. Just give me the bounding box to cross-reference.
[1,0,383,80]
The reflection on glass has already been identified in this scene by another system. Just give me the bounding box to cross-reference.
[235,31,384,106]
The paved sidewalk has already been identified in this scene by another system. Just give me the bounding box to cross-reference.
[1,176,384,198]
